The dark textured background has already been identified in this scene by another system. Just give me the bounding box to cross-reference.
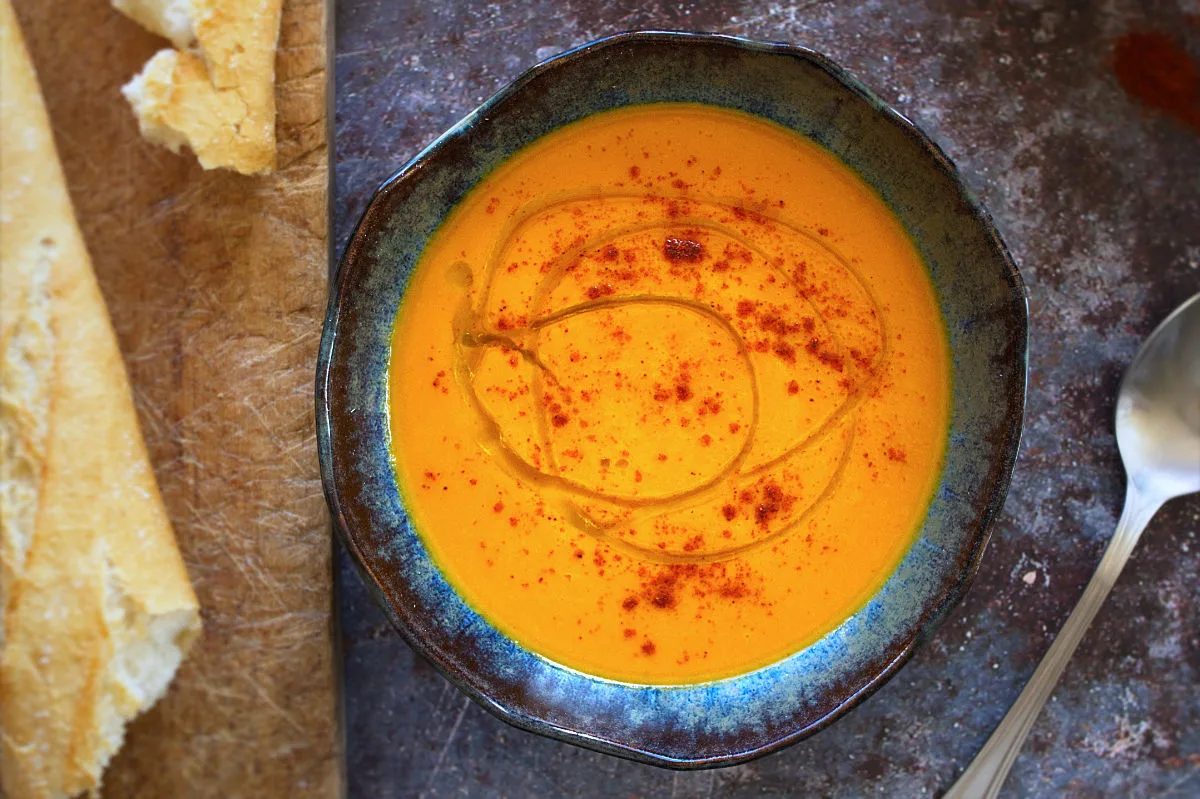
[333,1,1200,796]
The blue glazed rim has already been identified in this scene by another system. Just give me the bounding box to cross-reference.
[318,31,1028,768]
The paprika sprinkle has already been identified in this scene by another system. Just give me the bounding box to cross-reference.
[387,104,951,684]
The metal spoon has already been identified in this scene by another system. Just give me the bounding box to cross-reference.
[946,293,1200,799]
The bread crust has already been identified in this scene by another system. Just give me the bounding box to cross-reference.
[117,0,284,175]
[0,3,201,797]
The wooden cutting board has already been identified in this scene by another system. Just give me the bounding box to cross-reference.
[11,1,341,796]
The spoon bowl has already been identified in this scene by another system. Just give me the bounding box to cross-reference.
[1117,294,1200,500]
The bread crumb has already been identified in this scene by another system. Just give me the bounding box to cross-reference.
[115,0,283,175]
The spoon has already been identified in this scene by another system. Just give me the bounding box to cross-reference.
[946,293,1200,799]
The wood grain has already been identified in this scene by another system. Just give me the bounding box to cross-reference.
[10,0,340,795]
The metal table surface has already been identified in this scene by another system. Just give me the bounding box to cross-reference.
[333,2,1200,796]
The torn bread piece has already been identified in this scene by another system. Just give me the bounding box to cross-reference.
[116,0,284,175]
[0,2,202,798]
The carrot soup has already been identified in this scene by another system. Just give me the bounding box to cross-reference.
[387,104,950,684]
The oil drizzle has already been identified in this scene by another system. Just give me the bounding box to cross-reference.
[450,191,889,564]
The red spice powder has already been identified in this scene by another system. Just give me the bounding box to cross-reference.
[824,353,845,370]
[1113,31,1200,131]
[849,347,875,371]
[719,581,749,599]
[663,236,705,262]
[622,562,769,621]
[755,502,779,526]
[647,573,680,609]
[759,313,796,336]
[726,243,753,263]
[774,342,797,363]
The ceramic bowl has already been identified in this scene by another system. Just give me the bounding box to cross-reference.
[317,31,1027,768]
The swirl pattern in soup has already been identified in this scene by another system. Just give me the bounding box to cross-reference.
[388,104,950,684]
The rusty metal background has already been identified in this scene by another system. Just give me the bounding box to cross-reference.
[333,2,1200,795]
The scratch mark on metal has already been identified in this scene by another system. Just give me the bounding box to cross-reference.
[421,695,471,798]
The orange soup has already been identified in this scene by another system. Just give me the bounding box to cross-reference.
[387,104,950,684]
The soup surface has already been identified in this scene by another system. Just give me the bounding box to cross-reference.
[387,104,950,684]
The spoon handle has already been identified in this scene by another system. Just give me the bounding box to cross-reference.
[944,483,1163,799]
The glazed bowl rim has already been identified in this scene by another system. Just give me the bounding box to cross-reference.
[318,29,1029,768]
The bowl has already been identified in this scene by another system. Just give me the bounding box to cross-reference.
[317,31,1027,768]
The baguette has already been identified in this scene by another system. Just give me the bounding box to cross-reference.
[0,3,201,797]
[116,0,284,175]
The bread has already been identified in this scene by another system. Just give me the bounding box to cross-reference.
[0,3,202,797]
[115,0,284,175]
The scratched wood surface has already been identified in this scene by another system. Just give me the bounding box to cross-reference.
[12,1,341,796]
